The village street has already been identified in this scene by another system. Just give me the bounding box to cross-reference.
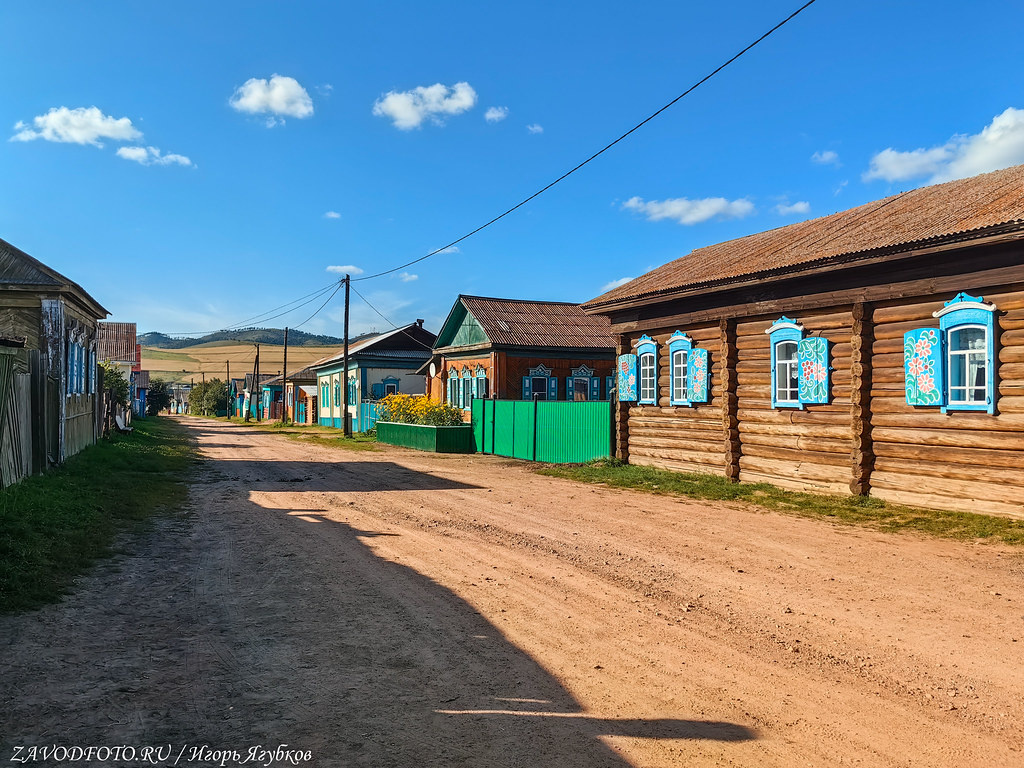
[2,417,1023,768]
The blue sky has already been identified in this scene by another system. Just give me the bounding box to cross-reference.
[3,1,1024,337]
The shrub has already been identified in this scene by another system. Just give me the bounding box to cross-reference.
[377,393,464,427]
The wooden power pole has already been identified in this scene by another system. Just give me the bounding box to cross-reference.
[343,275,351,437]
[282,327,289,424]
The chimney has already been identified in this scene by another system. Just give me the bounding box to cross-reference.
[416,318,424,328]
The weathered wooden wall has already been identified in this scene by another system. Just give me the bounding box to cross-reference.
[867,289,1024,517]
[625,324,725,475]
[617,283,1024,518]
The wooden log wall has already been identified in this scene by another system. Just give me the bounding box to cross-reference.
[619,283,1024,519]
[867,289,1024,517]
[734,309,855,495]
[626,324,726,475]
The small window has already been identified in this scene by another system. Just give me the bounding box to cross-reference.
[947,326,988,405]
[462,376,474,408]
[572,378,589,401]
[634,335,658,405]
[775,340,799,405]
[385,382,398,396]
[672,349,688,403]
[531,377,548,401]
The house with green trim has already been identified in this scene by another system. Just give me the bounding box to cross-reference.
[312,320,436,432]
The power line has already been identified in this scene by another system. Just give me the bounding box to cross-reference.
[349,284,434,351]
[292,279,345,331]
[353,0,819,283]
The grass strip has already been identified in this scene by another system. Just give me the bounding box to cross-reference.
[0,418,196,613]
[538,459,1024,545]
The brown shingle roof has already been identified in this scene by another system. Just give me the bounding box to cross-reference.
[585,164,1024,310]
[461,296,614,348]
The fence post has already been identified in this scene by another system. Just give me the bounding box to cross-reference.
[29,350,46,475]
[532,399,538,461]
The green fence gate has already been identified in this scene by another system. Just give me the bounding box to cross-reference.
[471,399,612,463]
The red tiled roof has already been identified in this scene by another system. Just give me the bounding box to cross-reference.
[461,296,615,348]
[585,164,1024,310]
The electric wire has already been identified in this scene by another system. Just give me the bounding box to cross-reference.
[353,0,818,283]
[349,284,435,351]
[291,279,346,331]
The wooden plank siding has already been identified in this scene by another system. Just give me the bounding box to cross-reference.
[616,283,1024,518]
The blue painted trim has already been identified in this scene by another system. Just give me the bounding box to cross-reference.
[768,319,804,409]
[937,300,997,414]
[667,331,692,406]
[634,334,658,405]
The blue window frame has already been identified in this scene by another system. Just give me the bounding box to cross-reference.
[475,366,489,399]
[935,292,998,414]
[634,335,658,405]
[767,317,804,409]
[667,332,691,406]
[523,364,556,401]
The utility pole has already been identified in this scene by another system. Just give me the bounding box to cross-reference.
[246,344,258,422]
[343,275,351,437]
[254,343,261,421]
[226,360,230,418]
[282,327,289,424]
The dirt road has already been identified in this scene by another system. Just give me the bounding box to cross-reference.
[3,417,1023,767]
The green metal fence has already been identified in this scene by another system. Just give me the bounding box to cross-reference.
[472,399,612,463]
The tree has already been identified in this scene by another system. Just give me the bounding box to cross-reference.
[98,361,129,408]
[188,378,228,416]
[147,378,172,415]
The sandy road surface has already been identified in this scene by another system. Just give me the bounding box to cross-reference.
[2,417,1023,767]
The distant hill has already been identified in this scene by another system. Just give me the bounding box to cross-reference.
[138,328,352,349]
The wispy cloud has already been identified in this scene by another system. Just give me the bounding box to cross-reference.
[326,265,364,275]
[864,107,1024,184]
[601,276,635,293]
[485,106,509,123]
[399,272,418,282]
[622,195,755,225]
[775,200,810,216]
[11,106,141,146]
[323,211,341,219]
[230,75,314,124]
[811,150,840,166]
[116,146,193,167]
[438,246,460,254]
[526,123,544,134]
[372,82,477,130]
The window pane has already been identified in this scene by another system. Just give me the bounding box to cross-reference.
[532,377,548,401]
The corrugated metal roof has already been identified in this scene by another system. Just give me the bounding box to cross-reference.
[460,296,615,348]
[311,323,435,369]
[0,237,109,317]
[585,164,1024,309]
[98,322,138,364]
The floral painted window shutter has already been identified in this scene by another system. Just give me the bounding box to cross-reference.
[547,378,558,401]
[590,377,601,401]
[617,354,637,401]
[903,328,944,406]
[522,376,532,400]
[566,377,575,399]
[687,347,710,403]
[797,337,830,405]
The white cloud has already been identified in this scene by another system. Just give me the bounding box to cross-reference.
[10,106,141,146]
[324,211,341,219]
[527,123,544,134]
[811,150,840,166]
[864,107,1024,184]
[601,276,635,293]
[326,265,364,275]
[372,82,477,130]
[834,180,849,196]
[484,106,509,123]
[622,195,755,225]
[230,75,314,122]
[863,146,953,183]
[438,246,460,254]
[399,272,418,282]
[116,146,193,167]
[775,200,810,216]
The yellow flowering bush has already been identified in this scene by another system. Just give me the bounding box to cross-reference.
[377,393,464,427]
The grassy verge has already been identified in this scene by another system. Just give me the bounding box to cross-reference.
[0,418,197,613]
[211,415,379,452]
[538,459,1024,545]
